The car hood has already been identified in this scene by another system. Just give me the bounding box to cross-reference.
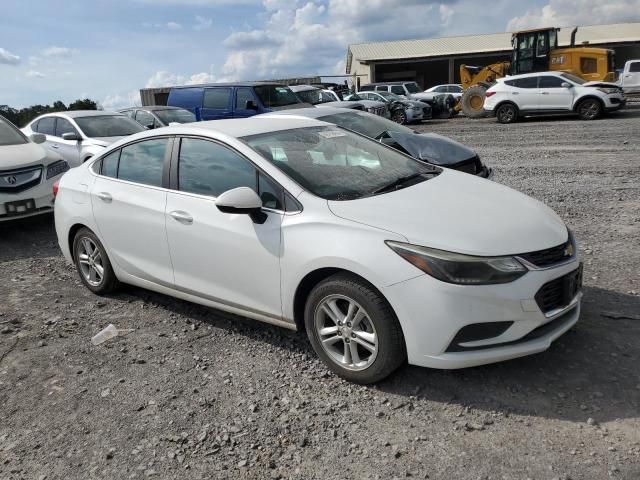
[387,131,477,166]
[404,99,428,108]
[84,136,128,147]
[327,170,567,256]
[318,101,364,109]
[582,81,621,89]
[409,92,434,102]
[354,100,386,108]
[270,102,314,111]
[0,142,60,169]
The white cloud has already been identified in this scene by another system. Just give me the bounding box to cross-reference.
[41,46,73,58]
[101,91,141,110]
[145,69,216,88]
[0,47,20,65]
[186,72,216,84]
[26,70,45,78]
[167,21,183,30]
[507,0,640,30]
[194,15,213,30]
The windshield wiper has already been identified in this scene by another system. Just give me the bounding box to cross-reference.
[371,172,434,195]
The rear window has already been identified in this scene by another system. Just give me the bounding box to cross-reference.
[254,85,301,108]
[509,77,538,88]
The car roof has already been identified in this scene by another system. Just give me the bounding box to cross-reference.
[36,110,124,119]
[502,71,563,80]
[363,81,416,86]
[260,106,351,119]
[118,106,186,112]
[170,82,286,89]
[289,85,318,92]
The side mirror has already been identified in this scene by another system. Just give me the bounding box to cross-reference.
[30,133,46,144]
[245,100,258,110]
[215,187,266,223]
[62,132,82,141]
[145,123,155,130]
[561,82,572,88]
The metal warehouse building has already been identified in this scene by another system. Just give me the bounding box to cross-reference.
[346,22,640,89]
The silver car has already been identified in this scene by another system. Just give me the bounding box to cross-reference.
[22,111,145,167]
[118,106,197,129]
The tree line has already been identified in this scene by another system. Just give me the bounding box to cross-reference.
[0,99,98,127]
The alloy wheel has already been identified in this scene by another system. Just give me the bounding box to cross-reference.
[314,294,378,371]
[579,99,600,119]
[77,237,104,287]
[498,105,516,123]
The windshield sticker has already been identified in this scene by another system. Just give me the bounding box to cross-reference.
[318,130,347,139]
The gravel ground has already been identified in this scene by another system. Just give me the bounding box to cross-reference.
[1,107,639,480]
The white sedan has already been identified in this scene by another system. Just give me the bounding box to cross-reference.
[1,115,69,221]
[54,117,582,383]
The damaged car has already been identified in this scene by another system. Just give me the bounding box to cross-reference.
[261,107,492,178]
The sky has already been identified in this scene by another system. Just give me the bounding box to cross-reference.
[1,0,638,109]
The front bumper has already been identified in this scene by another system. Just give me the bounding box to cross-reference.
[604,96,626,112]
[0,180,56,222]
[406,109,424,122]
[383,258,582,369]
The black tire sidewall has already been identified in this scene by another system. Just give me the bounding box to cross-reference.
[578,98,601,120]
[497,104,516,124]
[72,228,118,295]
[304,275,405,384]
[392,111,407,124]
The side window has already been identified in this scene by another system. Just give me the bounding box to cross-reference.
[390,85,405,95]
[580,57,598,74]
[100,149,120,178]
[203,88,231,109]
[55,118,78,138]
[375,86,387,91]
[178,138,256,197]
[37,117,56,136]
[31,120,40,132]
[359,85,374,91]
[630,62,640,73]
[513,77,539,88]
[135,110,156,128]
[117,138,168,187]
[235,88,256,110]
[435,86,447,93]
[125,110,136,119]
[539,76,564,88]
[258,173,284,210]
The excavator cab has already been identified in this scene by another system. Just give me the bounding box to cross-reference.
[511,28,559,75]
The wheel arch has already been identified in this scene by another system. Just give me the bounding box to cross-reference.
[67,223,92,256]
[495,100,519,113]
[573,95,604,112]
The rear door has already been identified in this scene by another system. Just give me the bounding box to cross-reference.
[34,116,57,152]
[510,77,540,110]
[90,137,174,285]
[201,87,233,120]
[537,75,572,110]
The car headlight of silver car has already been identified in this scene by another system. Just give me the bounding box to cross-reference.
[386,241,527,285]
[596,87,619,94]
[46,160,70,180]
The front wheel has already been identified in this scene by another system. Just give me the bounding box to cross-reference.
[391,109,407,125]
[304,274,406,384]
[496,103,518,124]
[72,228,119,294]
[576,98,602,120]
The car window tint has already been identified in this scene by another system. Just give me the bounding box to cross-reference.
[258,173,283,210]
[375,86,387,91]
[55,118,78,137]
[390,86,405,95]
[235,88,256,109]
[630,62,640,73]
[178,138,256,197]
[539,76,564,88]
[37,117,56,136]
[101,149,120,178]
[435,86,446,92]
[203,88,231,109]
[117,138,168,187]
[135,110,156,127]
[513,77,538,88]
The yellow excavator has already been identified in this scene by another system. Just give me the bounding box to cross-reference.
[459,27,617,117]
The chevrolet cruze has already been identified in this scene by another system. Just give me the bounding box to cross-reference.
[54,117,582,383]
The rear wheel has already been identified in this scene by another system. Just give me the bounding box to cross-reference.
[391,109,407,125]
[576,98,602,120]
[72,228,119,294]
[460,85,488,118]
[496,103,518,124]
[304,274,406,384]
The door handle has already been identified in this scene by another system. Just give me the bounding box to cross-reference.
[96,192,112,203]
[512,92,519,95]
[170,210,193,224]
[541,92,550,95]
[51,144,60,149]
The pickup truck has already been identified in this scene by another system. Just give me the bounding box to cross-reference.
[618,60,640,94]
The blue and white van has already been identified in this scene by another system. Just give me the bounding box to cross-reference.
[167,82,309,121]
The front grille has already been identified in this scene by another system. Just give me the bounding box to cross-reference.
[519,239,572,268]
[455,160,478,175]
[535,266,583,314]
[0,166,43,193]
[367,106,387,117]
[422,107,431,118]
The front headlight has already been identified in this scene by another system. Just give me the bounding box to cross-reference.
[386,241,527,285]
[46,160,70,180]
[597,87,619,94]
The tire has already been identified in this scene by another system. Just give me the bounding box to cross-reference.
[496,103,518,124]
[304,273,406,384]
[460,85,488,118]
[391,109,407,125]
[72,227,119,295]
[576,98,602,120]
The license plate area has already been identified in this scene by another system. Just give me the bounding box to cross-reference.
[4,199,36,216]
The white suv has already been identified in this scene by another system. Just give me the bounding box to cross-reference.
[484,72,626,123]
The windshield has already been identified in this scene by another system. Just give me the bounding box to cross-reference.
[254,85,301,108]
[75,115,145,137]
[154,108,196,125]
[242,126,436,201]
[319,111,413,139]
[0,116,27,146]
[560,72,587,85]
[404,83,421,93]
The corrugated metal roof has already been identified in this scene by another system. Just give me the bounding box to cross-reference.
[346,22,640,73]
